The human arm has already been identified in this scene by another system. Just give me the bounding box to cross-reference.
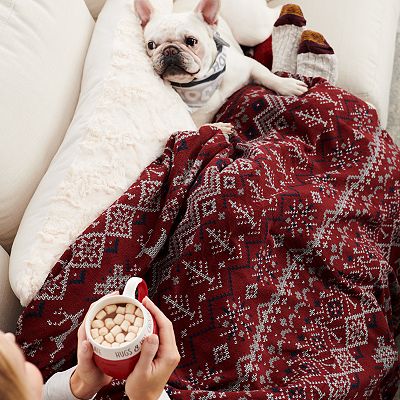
[68,321,113,399]
[42,320,112,400]
[43,366,171,400]
[43,293,174,400]
[42,366,96,400]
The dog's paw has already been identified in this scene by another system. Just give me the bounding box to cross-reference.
[275,77,308,96]
[202,123,234,140]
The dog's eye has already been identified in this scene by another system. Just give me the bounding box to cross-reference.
[147,41,157,50]
[185,37,198,47]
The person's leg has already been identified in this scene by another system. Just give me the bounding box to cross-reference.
[297,30,338,84]
[272,4,306,74]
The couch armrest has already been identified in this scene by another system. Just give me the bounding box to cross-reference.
[0,247,21,333]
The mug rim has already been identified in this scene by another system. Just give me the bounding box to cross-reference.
[85,295,151,353]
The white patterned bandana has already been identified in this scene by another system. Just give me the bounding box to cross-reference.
[170,33,229,112]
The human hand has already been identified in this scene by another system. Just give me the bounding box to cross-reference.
[70,293,118,399]
[125,296,180,400]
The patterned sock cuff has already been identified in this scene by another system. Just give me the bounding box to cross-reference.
[296,30,338,84]
[298,30,335,55]
[274,4,306,28]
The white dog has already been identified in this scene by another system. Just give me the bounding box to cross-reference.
[135,0,308,126]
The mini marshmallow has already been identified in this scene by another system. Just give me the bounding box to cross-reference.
[116,306,126,315]
[105,333,115,344]
[113,314,124,325]
[125,332,136,342]
[120,320,131,332]
[90,328,99,339]
[99,327,109,336]
[126,303,136,314]
[105,304,117,314]
[94,336,104,344]
[115,333,126,343]
[110,325,122,336]
[125,314,135,324]
[134,317,144,327]
[128,326,139,333]
[105,318,115,330]
[95,310,107,320]
[135,308,143,318]
[112,342,120,348]
[102,342,111,348]
[91,319,105,329]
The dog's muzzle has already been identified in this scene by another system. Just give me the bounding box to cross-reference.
[162,45,180,57]
[158,45,188,76]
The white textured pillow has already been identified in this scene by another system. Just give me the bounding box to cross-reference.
[269,0,400,128]
[220,0,280,46]
[0,0,94,251]
[10,0,195,306]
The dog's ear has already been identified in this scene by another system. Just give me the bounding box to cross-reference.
[195,0,221,26]
[134,0,155,28]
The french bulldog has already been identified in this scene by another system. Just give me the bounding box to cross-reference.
[135,0,308,126]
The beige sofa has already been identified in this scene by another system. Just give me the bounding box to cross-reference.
[0,0,95,330]
[0,0,399,332]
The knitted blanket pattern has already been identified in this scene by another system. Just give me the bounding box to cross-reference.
[17,77,400,399]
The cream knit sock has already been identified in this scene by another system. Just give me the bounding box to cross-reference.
[272,4,306,74]
[297,30,338,84]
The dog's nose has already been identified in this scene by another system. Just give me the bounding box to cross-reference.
[163,46,179,57]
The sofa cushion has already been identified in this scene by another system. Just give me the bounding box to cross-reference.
[85,0,107,19]
[10,0,195,305]
[0,246,21,332]
[0,0,94,251]
[269,0,400,128]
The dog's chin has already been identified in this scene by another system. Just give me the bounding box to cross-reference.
[161,65,196,84]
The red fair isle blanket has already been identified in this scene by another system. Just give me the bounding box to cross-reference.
[16,77,400,399]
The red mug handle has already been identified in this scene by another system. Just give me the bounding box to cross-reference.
[123,277,148,302]
[122,277,157,335]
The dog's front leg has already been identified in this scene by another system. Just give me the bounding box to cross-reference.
[192,92,227,127]
[192,110,216,127]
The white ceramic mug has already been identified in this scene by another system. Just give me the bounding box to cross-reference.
[85,277,157,379]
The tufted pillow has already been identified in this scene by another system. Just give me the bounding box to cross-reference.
[10,0,195,305]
